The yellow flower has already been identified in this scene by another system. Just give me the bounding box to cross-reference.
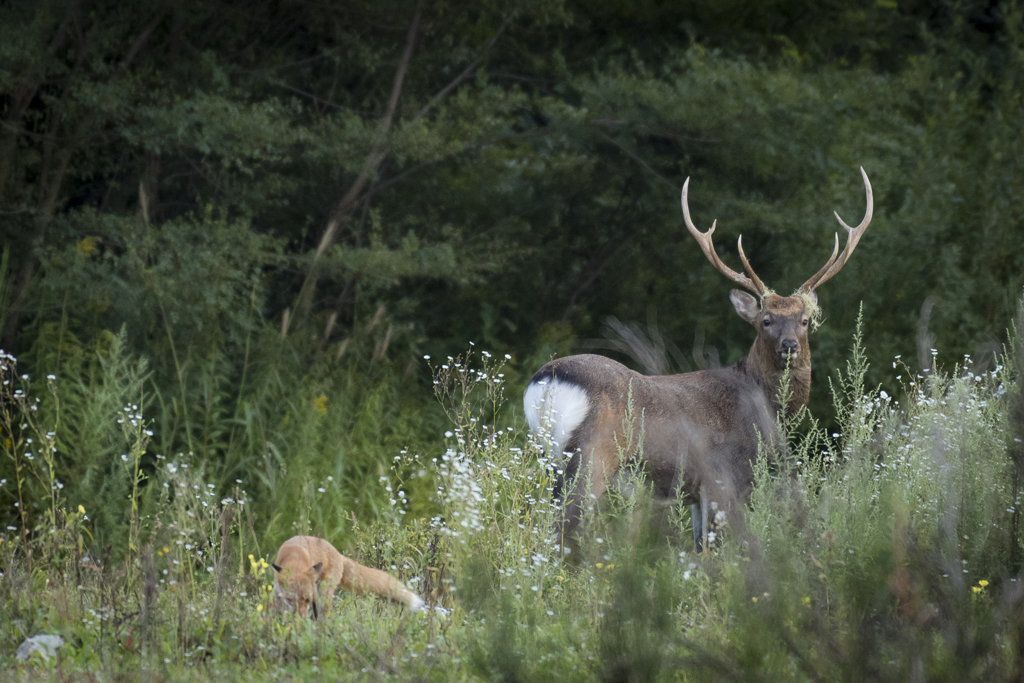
[248,554,255,561]
[972,586,982,594]
[163,547,169,554]
[78,505,86,515]
[313,395,328,415]
[256,604,264,612]
[979,580,989,588]
[801,596,811,605]
[595,562,603,569]
[752,597,758,603]
[76,236,101,256]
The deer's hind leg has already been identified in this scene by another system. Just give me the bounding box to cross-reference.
[553,436,616,556]
[691,500,707,552]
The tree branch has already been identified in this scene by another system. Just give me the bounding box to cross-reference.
[0,4,79,206]
[290,0,425,332]
[120,10,168,71]
[295,8,517,338]
[598,132,677,190]
[414,22,506,121]
[312,0,425,262]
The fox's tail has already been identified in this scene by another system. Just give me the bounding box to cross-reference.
[341,561,425,612]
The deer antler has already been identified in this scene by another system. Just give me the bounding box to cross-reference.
[681,178,769,298]
[798,167,873,294]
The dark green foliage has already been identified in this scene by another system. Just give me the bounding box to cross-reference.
[1,0,1022,446]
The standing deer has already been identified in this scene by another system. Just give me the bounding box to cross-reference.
[525,168,873,552]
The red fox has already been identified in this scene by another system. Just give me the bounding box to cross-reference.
[271,535,425,618]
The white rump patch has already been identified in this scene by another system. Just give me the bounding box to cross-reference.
[524,378,591,458]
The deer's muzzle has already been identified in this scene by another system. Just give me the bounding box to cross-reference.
[779,339,800,359]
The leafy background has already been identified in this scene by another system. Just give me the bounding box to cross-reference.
[2,0,1023,548]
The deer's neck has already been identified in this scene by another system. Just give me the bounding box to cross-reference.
[742,344,812,418]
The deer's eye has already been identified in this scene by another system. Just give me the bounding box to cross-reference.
[763,318,771,328]
[802,319,809,327]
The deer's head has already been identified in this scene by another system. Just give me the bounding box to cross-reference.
[680,168,873,373]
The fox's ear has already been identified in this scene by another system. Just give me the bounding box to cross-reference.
[311,562,323,574]
[271,563,282,573]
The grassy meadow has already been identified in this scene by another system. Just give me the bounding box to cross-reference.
[0,305,1022,682]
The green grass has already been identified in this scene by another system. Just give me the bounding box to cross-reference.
[1,310,1024,681]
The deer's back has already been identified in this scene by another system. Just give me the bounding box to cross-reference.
[525,354,776,499]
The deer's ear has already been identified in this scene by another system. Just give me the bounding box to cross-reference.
[311,562,323,575]
[729,290,760,324]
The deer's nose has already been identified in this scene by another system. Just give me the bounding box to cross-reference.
[780,339,799,356]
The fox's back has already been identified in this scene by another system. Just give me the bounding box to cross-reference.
[275,535,343,578]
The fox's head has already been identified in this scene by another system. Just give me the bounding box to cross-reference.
[271,561,323,618]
